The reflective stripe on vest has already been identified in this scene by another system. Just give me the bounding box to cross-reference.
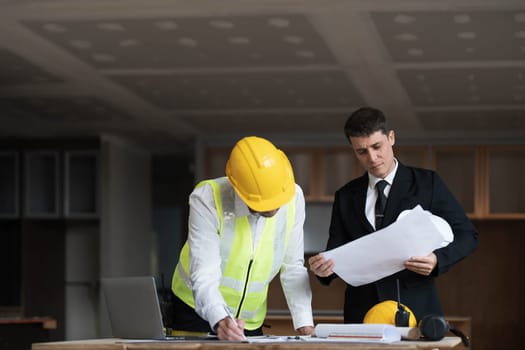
[172,177,295,330]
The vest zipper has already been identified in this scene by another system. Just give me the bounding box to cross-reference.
[235,259,253,318]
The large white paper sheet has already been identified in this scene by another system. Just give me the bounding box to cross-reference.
[321,205,453,286]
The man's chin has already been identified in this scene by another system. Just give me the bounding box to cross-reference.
[369,166,384,178]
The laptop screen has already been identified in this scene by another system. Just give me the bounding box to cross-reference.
[101,276,166,339]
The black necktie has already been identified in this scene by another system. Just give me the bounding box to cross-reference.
[375,180,388,230]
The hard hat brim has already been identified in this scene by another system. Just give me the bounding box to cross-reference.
[232,182,295,212]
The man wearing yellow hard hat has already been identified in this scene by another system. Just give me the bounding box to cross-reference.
[170,136,315,340]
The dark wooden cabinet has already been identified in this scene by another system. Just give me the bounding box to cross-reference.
[0,149,100,219]
[24,151,60,218]
[0,140,100,342]
[432,146,479,217]
[486,145,525,218]
[433,145,525,219]
[0,152,19,218]
[64,151,99,218]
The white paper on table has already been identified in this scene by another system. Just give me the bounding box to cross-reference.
[314,323,401,343]
[321,205,453,286]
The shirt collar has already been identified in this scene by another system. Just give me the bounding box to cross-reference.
[233,188,271,219]
[234,191,252,217]
[368,158,398,189]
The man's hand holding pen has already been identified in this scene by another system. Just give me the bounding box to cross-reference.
[216,305,247,341]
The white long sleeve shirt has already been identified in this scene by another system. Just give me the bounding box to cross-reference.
[187,181,313,331]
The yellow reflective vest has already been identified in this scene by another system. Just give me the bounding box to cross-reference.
[172,177,295,330]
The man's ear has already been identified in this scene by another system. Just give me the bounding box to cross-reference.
[389,130,396,146]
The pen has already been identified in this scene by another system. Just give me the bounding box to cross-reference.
[223,305,247,340]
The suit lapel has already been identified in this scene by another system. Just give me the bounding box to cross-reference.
[351,173,374,233]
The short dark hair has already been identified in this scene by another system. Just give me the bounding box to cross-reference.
[344,107,389,139]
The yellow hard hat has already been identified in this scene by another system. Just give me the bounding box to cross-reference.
[225,136,295,212]
[363,300,417,327]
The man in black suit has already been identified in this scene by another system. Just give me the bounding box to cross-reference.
[308,107,479,323]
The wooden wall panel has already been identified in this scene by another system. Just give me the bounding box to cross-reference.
[268,267,345,312]
[437,220,524,350]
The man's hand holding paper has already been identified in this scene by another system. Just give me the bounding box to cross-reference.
[308,254,334,277]
[320,205,453,286]
[404,253,438,276]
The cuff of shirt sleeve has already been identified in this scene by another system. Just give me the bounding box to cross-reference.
[208,304,228,332]
[292,312,314,331]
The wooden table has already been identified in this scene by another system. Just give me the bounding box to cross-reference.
[265,315,470,350]
[32,337,461,350]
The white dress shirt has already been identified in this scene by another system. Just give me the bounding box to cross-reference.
[366,159,399,229]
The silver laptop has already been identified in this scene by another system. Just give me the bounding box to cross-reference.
[101,276,168,339]
[102,276,219,341]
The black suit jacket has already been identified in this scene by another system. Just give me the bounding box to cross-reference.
[320,162,478,323]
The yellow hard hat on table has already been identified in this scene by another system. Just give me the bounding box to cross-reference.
[363,300,417,327]
[226,136,295,212]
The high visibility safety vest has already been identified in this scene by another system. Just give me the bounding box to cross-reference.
[172,177,296,330]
